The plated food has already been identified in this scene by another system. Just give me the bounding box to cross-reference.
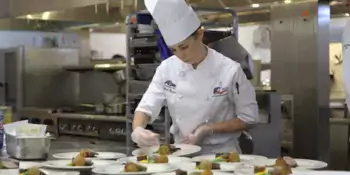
[124,162,147,172]
[92,162,178,174]
[19,167,43,175]
[176,161,237,172]
[156,144,181,155]
[68,154,93,166]
[213,152,240,163]
[53,150,126,160]
[132,144,201,157]
[176,169,214,175]
[254,157,293,175]
[0,159,19,169]
[153,171,235,175]
[192,153,267,163]
[245,156,327,170]
[117,155,192,164]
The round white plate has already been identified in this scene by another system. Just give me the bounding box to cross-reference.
[132,144,201,157]
[175,162,237,172]
[153,171,237,175]
[234,164,311,175]
[291,171,350,175]
[192,154,268,163]
[41,160,115,170]
[245,158,328,170]
[53,152,126,160]
[92,163,178,175]
[117,155,192,164]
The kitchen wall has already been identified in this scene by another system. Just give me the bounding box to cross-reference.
[0,31,80,48]
[90,33,127,59]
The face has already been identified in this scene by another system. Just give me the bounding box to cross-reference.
[169,28,205,64]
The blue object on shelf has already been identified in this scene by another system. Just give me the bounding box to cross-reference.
[155,29,173,60]
[137,13,153,25]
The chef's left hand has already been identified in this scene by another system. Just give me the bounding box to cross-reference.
[183,124,213,145]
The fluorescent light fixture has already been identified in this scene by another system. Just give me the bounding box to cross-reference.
[251,3,260,8]
[284,0,292,4]
[26,15,33,19]
[42,12,50,20]
[345,13,350,17]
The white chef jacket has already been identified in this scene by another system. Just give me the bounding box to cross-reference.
[343,21,350,112]
[136,48,259,154]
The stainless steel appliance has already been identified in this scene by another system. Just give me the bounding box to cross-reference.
[0,46,80,120]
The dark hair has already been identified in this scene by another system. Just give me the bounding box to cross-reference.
[190,26,202,38]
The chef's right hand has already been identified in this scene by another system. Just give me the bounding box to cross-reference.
[131,126,160,147]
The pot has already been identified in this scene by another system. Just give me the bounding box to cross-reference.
[105,103,126,115]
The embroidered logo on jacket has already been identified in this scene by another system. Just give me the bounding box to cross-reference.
[164,80,176,93]
[213,82,228,97]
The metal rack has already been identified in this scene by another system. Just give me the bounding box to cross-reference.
[125,12,171,156]
[124,7,239,155]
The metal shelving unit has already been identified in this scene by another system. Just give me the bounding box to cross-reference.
[125,13,171,156]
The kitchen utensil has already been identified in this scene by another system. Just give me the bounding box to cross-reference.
[53,152,127,160]
[5,133,51,160]
[132,144,201,157]
[92,163,177,175]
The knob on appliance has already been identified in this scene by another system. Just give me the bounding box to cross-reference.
[77,125,84,132]
[71,124,77,131]
[60,124,68,130]
[109,128,115,135]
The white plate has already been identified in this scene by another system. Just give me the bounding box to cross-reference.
[153,171,237,175]
[192,154,268,163]
[0,170,18,175]
[291,171,350,175]
[245,158,328,170]
[132,144,201,157]
[175,162,237,172]
[41,160,115,170]
[53,152,126,160]
[234,164,311,175]
[117,155,192,164]
[92,163,178,175]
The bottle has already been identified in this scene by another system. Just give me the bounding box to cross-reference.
[0,109,4,149]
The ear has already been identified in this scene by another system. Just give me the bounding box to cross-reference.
[195,27,205,41]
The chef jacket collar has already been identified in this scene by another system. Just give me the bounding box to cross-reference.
[179,46,215,73]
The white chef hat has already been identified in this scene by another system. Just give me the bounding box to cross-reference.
[145,0,201,46]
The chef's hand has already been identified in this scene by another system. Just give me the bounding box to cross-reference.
[131,126,160,147]
[183,124,213,145]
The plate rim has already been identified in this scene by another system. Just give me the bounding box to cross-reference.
[91,163,178,175]
[191,154,268,162]
[176,162,237,172]
[53,152,127,160]
[246,158,328,169]
[131,144,202,156]
[41,160,116,170]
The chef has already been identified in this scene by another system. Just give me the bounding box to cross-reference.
[131,0,259,154]
[343,21,350,112]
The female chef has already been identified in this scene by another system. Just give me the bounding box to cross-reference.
[131,0,259,154]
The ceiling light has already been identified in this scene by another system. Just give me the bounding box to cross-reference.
[284,0,292,4]
[251,3,260,8]
[42,12,50,20]
[346,13,350,17]
[26,15,33,19]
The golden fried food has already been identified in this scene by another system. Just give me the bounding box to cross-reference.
[27,167,41,175]
[201,169,213,175]
[72,155,86,166]
[124,162,147,172]
[154,155,169,163]
[214,152,240,162]
[79,149,98,158]
[273,157,292,175]
[158,145,171,155]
